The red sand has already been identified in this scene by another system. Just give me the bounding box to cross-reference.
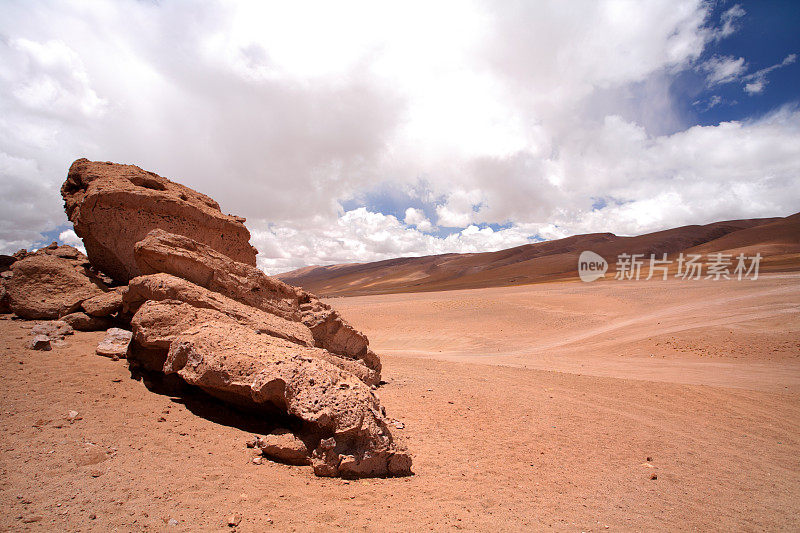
[1,274,798,530]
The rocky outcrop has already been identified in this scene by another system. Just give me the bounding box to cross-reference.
[17,158,410,479]
[129,299,378,384]
[6,249,105,319]
[61,158,258,283]
[124,274,314,349]
[134,229,301,320]
[163,321,411,478]
[81,288,125,317]
[134,229,380,378]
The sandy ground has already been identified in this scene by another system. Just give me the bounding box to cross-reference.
[1,275,799,531]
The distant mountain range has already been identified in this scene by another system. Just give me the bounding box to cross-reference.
[276,212,800,297]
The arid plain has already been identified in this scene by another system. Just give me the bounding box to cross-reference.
[2,273,798,531]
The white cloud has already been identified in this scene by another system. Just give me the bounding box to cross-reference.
[700,55,747,85]
[742,53,797,96]
[57,228,86,255]
[0,0,797,273]
[252,207,534,274]
[717,4,746,39]
[403,207,433,232]
[744,81,765,95]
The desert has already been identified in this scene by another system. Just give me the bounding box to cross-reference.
[2,2,800,532]
[2,274,798,530]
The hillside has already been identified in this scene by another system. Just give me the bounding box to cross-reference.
[276,213,800,296]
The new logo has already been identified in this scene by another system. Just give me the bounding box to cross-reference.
[578,251,607,282]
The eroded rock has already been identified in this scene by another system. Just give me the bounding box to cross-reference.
[124,274,314,348]
[29,335,51,351]
[129,299,378,384]
[163,322,411,478]
[257,429,310,465]
[61,158,258,283]
[96,328,132,360]
[133,230,380,378]
[61,312,115,331]
[6,251,105,319]
[81,288,125,317]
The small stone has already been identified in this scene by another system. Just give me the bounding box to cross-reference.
[158,416,166,422]
[646,456,653,462]
[96,328,132,359]
[393,421,405,429]
[245,438,257,449]
[256,429,309,465]
[650,473,658,480]
[29,335,51,351]
[21,515,43,523]
[251,456,262,465]
[228,513,242,527]
[89,513,97,520]
[168,518,179,526]
[67,410,80,422]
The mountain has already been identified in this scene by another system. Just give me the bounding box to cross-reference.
[276,213,800,296]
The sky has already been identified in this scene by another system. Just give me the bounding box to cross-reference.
[0,0,798,274]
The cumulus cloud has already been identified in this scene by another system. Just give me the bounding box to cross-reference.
[403,208,433,232]
[57,228,86,255]
[0,0,798,273]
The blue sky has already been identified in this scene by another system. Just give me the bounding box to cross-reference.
[1,0,799,273]
[680,1,799,126]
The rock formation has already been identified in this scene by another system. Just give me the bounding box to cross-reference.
[61,159,258,283]
[163,322,411,477]
[5,245,106,319]
[134,229,381,378]
[0,157,411,479]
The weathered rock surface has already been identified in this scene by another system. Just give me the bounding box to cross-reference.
[61,158,258,283]
[129,299,378,383]
[124,274,314,348]
[81,288,125,317]
[134,230,380,377]
[96,328,132,360]
[163,322,411,478]
[31,320,74,339]
[6,249,105,319]
[257,430,310,465]
[135,229,301,320]
[61,312,115,332]
[29,335,52,351]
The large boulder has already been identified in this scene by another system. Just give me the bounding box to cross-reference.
[6,250,105,319]
[134,230,380,377]
[61,158,258,283]
[130,299,378,384]
[123,274,314,349]
[163,321,411,478]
